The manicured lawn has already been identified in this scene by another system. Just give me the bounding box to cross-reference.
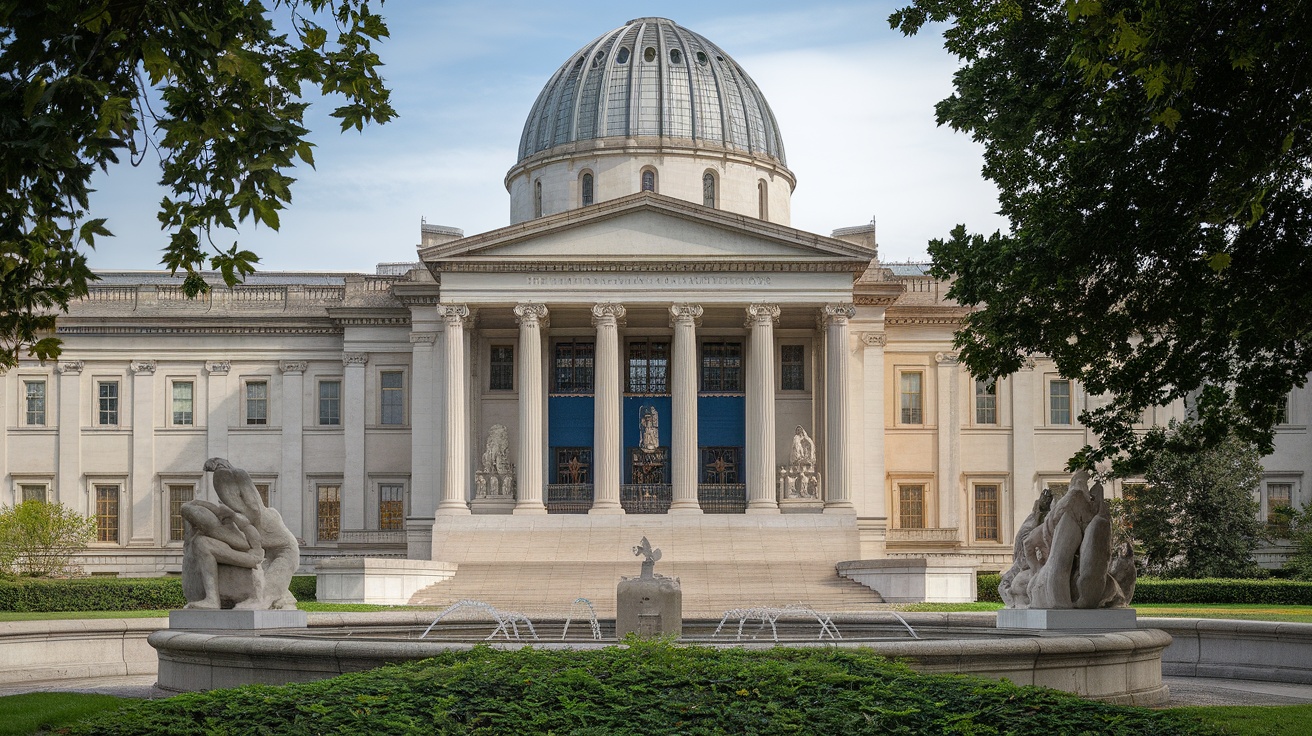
[0,602,415,621]
[1174,704,1312,736]
[0,693,129,736]
[897,601,1312,623]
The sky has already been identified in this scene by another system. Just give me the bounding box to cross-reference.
[84,1,1009,273]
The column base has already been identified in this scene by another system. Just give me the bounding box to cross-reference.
[512,504,548,515]
[745,503,781,515]
[435,503,472,516]
[822,504,857,515]
[667,500,703,514]
[588,503,625,515]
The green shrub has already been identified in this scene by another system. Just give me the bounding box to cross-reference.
[0,574,318,612]
[978,572,1312,606]
[67,641,1216,735]
[0,500,95,577]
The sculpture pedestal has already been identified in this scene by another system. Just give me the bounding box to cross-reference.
[169,609,308,630]
[616,575,682,638]
[997,608,1137,631]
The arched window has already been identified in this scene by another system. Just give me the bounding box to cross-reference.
[641,169,656,193]
[702,171,717,208]
[534,179,543,218]
[581,172,594,206]
[757,179,769,220]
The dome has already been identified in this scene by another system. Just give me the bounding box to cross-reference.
[516,17,787,166]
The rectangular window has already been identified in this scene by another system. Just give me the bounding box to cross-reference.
[701,342,743,392]
[1047,481,1070,498]
[490,346,515,391]
[318,484,341,541]
[97,381,119,426]
[379,484,405,530]
[24,380,46,426]
[974,484,1000,541]
[554,447,592,484]
[245,381,268,425]
[1268,483,1294,525]
[898,484,925,529]
[1276,397,1291,425]
[380,371,405,425]
[900,372,923,424]
[627,340,670,393]
[95,485,120,543]
[255,483,270,507]
[780,345,805,391]
[700,447,742,484]
[975,379,997,424]
[169,484,194,542]
[318,380,341,426]
[553,341,595,393]
[1050,379,1072,425]
[20,484,47,503]
[171,381,194,426]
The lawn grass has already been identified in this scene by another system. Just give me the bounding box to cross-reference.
[896,601,1312,623]
[0,693,130,736]
[1173,704,1312,735]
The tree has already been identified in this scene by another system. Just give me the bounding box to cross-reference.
[1270,503,1312,581]
[0,0,395,368]
[1120,420,1265,578]
[0,499,96,577]
[891,1,1312,466]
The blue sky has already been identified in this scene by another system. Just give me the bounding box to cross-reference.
[85,1,1007,273]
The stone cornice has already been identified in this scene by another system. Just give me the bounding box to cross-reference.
[326,307,411,327]
[58,324,343,336]
[853,279,906,306]
[885,307,972,327]
[432,260,865,274]
[342,353,369,367]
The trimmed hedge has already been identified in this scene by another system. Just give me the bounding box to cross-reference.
[0,575,317,612]
[976,571,1312,605]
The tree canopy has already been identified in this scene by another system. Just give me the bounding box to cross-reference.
[0,0,394,368]
[892,0,1312,465]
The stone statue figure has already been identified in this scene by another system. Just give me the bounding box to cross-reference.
[639,406,660,454]
[481,424,511,474]
[789,425,816,467]
[181,458,299,610]
[633,536,662,579]
[998,470,1136,610]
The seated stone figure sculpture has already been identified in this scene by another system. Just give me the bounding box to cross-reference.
[181,458,299,610]
[998,470,1136,610]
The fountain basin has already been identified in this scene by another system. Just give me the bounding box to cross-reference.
[150,611,1169,705]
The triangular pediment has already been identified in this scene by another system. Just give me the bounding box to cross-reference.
[420,193,873,271]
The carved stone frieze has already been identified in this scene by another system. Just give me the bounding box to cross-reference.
[860,332,887,347]
[935,352,960,366]
[57,361,84,376]
[342,353,369,367]
[408,331,438,346]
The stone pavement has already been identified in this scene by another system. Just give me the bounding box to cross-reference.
[0,675,169,700]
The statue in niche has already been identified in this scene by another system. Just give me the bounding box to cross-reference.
[790,425,816,468]
[475,425,516,498]
[778,425,821,501]
[999,470,1137,610]
[639,405,660,454]
[181,458,299,610]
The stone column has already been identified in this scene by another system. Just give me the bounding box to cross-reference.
[590,302,625,514]
[204,360,230,467]
[513,303,549,514]
[936,352,962,534]
[342,352,368,530]
[56,361,83,514]
[859,332,888,553]
[669,303,703,514]
[408,331,438,520]
[128,360,156,545]
[745,303,780,514]
[278,361,306,540]
[822,304,857,514]
[437,304,473,515]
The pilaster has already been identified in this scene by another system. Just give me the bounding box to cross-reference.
[128,360,156,545]
[858,331,888,555]
[56,361,83,514]
[1012,358,1037,536]
[204,360,230,463]
[935,352,961,534]
[408,331,439,522]
[278,361,306,540]
[513,303,548,514]
[669,303,703,514]
[745,303,780,514]
[342,352,368,530]
[590,302,626,514]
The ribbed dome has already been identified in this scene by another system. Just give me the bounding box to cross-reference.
[517,18,787,166]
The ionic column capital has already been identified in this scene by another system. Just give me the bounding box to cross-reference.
[205,360,230,376]
[591,302,626,327]
[669,303,703,328]
[860,332,887,347]
[514,302,550,327]
[57,360,84,376]
[744,303,780,328]
[819,302,857,328]
[440,303,472,327]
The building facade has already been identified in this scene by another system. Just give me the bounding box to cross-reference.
[2,18,1306,578]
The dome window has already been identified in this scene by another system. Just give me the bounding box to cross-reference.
[641,169,657,193]
[591,51,604,68]
[534,180,543,218]
[696,51,708,65]
[616,47,630,64]
[702,171,717,209]
[757,179,769,220]
[581,172,594,206]
[670,49,682,64]
[643,47,656,63]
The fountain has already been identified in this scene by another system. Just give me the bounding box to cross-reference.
[421,599,539,642]
[561,598,602,641]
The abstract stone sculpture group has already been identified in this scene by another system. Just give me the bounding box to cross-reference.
[999,470,1136,610]
[181,458,300,610]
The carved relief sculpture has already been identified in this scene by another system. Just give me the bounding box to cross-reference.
[998,469,1137,610]
[778,425,822,500]
[474,424,516,498]
[181,458,299,610]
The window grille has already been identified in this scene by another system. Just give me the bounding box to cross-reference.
[24,381,45,425]
[554,448,593,484]
[780,345,804,391]
[98,381,118,425]
[1050,379,1072,424]
[975,378,997,424]
[490,346,514,391]
[553,341,595,393]
[581,173,594,206]
[700,447,742,484]
[627,340,669,393]
[700,342,743,392]
[169,485,193,541]
[245,381,268,425]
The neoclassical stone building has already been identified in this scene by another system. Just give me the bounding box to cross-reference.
[2,18,1306,592]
